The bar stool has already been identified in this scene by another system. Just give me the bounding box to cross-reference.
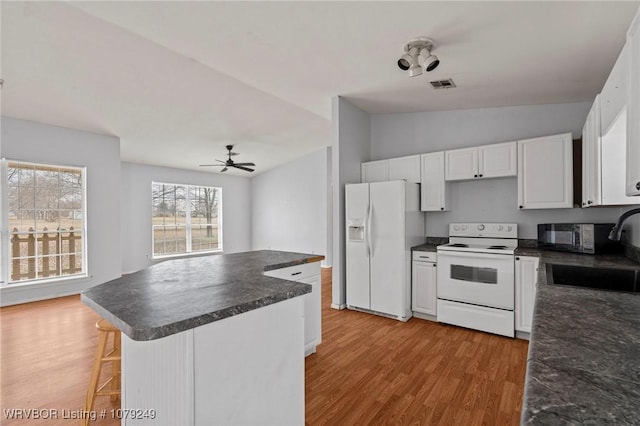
[83,318,121,425]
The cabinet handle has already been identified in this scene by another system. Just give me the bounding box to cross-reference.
[636,181,640,190]
[479,174,483,178]
[474,174,478,178]
[588,200,593,205]
[440,207,444,211]
[291,272,302,276]
[515,257,520,261]
[519,205,523,209]
[432,264,436,267]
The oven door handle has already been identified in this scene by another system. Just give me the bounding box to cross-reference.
[437,251,514,260]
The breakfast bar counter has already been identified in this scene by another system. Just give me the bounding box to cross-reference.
[82,250,323,426]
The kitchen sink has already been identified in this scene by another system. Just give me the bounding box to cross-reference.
[546,264,640,293]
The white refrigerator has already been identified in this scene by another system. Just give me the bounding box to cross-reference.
[345,180,424,321]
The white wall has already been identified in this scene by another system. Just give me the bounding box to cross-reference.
[332,97,371,308]
[250,148,329,263]
[121,162,251,273]
[1,117,121,305]
[371,102,592,159]
[370,102,637,239]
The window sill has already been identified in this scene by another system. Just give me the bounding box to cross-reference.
[0,274,92,292]
[152,250,223,263]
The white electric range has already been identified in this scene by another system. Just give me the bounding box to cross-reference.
[436,223,518,337]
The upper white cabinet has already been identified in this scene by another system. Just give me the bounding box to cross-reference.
[515,256,539,334]
[444,142,517,181]
[582,96,637,206]
[518,133,573,209]
[361,160,388,183]
[444,147,478,180]
[627,8,640,196]
[601,45,628,134]
[582,95,602,207]
[388,155,421,183]
[362,156,420,183]
[478,142,518,178]
[420,151,450,211]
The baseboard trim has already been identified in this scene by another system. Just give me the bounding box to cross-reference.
[330,303,346,310]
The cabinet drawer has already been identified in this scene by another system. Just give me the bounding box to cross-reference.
[264,262,320,281]
[412,251,437,262]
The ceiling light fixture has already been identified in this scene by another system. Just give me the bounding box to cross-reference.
[397,37,440,76]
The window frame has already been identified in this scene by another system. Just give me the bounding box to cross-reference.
[151,181,223,259]
[0,158,88,285]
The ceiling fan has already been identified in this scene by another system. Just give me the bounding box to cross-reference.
[200,145,255,173]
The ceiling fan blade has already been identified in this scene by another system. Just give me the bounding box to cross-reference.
[220,167,228,172]
[233,165,254,172]
[232,162,256,167]
[199,164,226,167]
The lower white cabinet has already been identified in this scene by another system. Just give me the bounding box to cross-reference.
[515,256,539,334]
[412,252,437,317]
[264,262,321,356]
[517,133,573,209]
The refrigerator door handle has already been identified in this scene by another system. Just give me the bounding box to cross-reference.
[365,204,371,257]
[368,204,373,257]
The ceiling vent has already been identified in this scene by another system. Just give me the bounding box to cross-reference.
[430,79,456,89]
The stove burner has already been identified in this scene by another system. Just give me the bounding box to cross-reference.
[448,243,468,247]
[487,245,508,250]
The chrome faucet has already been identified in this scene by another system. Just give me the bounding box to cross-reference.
[609,208,640,241]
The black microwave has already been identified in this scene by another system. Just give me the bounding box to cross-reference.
[537,223,624,254]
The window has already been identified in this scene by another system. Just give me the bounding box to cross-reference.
[152,182,222,257]
[3,160,87,283]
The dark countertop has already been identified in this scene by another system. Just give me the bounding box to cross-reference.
[519,248,640,424]
[82,250,324,341]
[411,243,439,252]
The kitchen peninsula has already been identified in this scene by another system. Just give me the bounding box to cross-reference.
[82,250,323,426]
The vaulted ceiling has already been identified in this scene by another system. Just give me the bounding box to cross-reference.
[2,1,638,174]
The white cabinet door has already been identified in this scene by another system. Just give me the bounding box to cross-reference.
[478,141,517,178]
[515,256,539,333]
[361,160,389,183]
[264,262,322,356]
[627,10,640,196]
[389,155,421,183]
[582,96,602,207]
[517,133,573,209]
[412,260,437,316]
[601,45,628,134]
[299,275,321,356]
[444,147,478,181]
[420,151,449,211]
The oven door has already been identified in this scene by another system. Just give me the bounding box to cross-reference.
[437,250,514,310]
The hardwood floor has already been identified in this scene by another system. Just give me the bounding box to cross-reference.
[1,268,528,425]
[306,267,528,425]
[1,295,120,425]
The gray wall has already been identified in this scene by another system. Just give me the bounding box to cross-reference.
[1,117,121,305]
[250,148,330,264]
[370,102,638,239]
[120,162,252,273]
[332,96,371,308]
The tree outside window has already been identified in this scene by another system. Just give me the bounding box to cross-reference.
[152,182,222,257]
[5,161,86,283]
